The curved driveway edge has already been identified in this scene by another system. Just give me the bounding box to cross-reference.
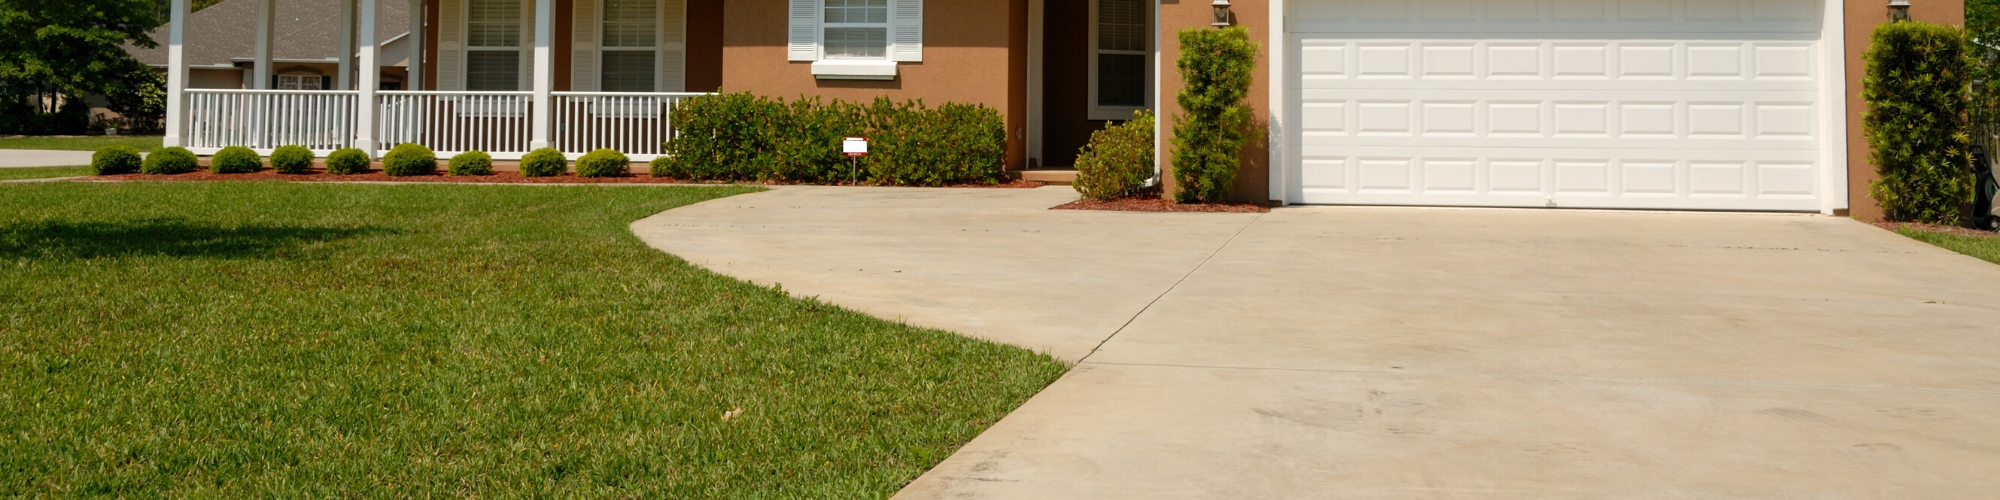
[632,186,2000,499]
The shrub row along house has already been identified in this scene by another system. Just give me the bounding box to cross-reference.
[153,0,1960,216]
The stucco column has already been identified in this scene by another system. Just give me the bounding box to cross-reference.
[163,0,189,147]
[530,0,555,150]
[356,0,381,156]
[254,0,275,89]
[340,0,356,89]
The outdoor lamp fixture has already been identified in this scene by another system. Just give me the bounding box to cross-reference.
[1889,0,1911,22]
[1212,0,1233,27]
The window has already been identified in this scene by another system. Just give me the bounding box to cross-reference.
[822,0,889,60]
[276,74,319,90]
[1090,0,1150,120]
[600,0,658,91]
[466,0,523,91]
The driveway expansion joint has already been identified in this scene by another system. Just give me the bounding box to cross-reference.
[1076,212,1265,365]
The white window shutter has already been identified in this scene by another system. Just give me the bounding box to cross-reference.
[571,0,598,91]
[659,0,686,91]
[437,0,464,91]
[891,0,922,62]
[787,0,817,61]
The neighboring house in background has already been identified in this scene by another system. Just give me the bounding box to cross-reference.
[128,0,413,90]
[156,0,1962,220]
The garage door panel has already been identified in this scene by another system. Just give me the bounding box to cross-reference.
[1290,0,1819,32]
[1296,40,1816,84]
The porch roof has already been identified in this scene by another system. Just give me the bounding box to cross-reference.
[126,0,412,69]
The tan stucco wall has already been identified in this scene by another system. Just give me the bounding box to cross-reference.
[1844,1,1966,221]
[721,0,1029,168]
[189,68,245,89]
[1157,0,1272,204]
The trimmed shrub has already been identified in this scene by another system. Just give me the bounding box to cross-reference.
[1866,22,1974,224]
[520,148,569,177]
[864,98,1007,186]
[382,143,438,176]
[210,146,262,174]
[657,93,1003,185]
[90,145,143,175]
[270,145,315,174]
[449,151,494,176]
[326,148,371,175]
[1073,110,1157,201]
[576,149,631,178]
[1170,26,1258,203]
[141,146,198,174]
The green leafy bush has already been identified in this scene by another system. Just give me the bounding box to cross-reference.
[1866,22,1974,224]
[1171,26,1258,203]
[89,145,142,175]
[576,149,631,178]
[449,151,494,176]
[270,145,315,174]
[520,148,569,177]
[656,93,1004,185]
[141,146,198,174]
[325,148,371,175]
[382,143,438,177]
[210,146,262,174]
[1073,110,1157,201]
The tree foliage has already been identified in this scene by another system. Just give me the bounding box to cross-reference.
[1170,26,1258,203]
[1865,22,1974,224]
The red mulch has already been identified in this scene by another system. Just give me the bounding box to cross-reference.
[84,169,1047,188]
[1871,221,2000,239]
[1052,197,1270,213]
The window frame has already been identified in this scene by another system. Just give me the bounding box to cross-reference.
[596,0,663,92]
[818,0,893,61]
[1087,0,1153,121]
[462,0,530,91]
[275,74,319,91]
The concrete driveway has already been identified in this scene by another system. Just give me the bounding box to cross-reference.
[633,186,2000,499]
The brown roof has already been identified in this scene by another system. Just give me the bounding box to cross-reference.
[128,0,411,68]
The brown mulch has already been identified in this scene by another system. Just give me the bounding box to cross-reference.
[1052,197,1270,213]
[85,169,1047,188]
[1871,221,2000,239]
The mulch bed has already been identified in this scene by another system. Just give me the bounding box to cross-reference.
[1052,197,1270,213]
[1871,221,2000,239]
[85,169,1047,188]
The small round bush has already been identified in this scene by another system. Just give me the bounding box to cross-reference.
[325,148,371,175]
[270,145,315,174]
[449,151,494,176]
[381,143,438,177]
[1073,110,1157,201]
[575,149,630,178]
[210,146,263,174]
[141,147,199,174]
[90,145,142,175]
[519,148,569,177]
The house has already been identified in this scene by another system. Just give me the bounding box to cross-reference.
[129,0,415,90]
[156,0,1963,220]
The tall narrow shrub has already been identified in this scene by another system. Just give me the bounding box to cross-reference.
[1865,22,1973,224]
[1073,110,1156,200]
[1171,26,1258,203]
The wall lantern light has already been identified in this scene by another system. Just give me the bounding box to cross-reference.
[1212,0,1233,27]
[1889,0,1911,22]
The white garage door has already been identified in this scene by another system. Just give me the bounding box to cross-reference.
[1287,0,1829,211]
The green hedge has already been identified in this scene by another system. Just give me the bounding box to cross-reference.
[520,148,568,177]
[142,147,198,175]
[210,146,262,174]
[326,149,370,175]
[449,151,494,176]
[1073,110,1156,201]
[655,94,1005,186]
[1171,26,1259,203]
[576,149,630,178]
[270,145,314,174]
[90,146,142,175]
[1866,22,1974,225]
[383,144,438,177]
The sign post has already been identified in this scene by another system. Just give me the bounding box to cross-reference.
[843,136,868,185]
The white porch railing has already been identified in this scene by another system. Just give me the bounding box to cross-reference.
[185,89,358,153]
[377,91,536,159]
[551,92,707,161]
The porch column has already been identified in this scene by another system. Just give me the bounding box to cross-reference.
[254,0,275,89]
[407,0,425,90]
[356,0,382,155]
[530,0,555,150]
[340,0,356,89]
[163,0,189,147]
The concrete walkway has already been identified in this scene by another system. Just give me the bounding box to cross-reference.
[0,150,94,168]
[632,186,2000,499]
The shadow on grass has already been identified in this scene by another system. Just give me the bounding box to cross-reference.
[0,218,395,259]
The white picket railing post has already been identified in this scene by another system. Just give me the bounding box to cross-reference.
[548,92,709,162]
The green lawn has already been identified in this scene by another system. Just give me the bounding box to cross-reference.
[0,166,90,181]
[1896,227,2000,265]
[0,182,1067,498]
[0,135,163,152]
